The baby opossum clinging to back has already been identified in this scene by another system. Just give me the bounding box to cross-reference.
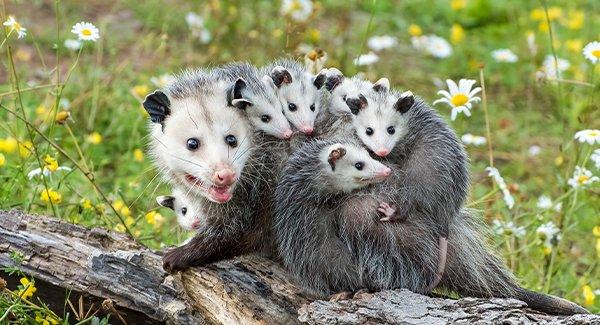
[156,188,201,231]
[144,69,276,272]
[275,139,589,315]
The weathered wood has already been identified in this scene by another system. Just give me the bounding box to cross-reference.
[1,211,598,325]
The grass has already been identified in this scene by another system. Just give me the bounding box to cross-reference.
[0,0,598,320]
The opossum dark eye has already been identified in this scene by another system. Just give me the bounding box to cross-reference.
[355,162,364,170]
[261,114,271,123]
[225,134,238,147]
[387,126,396,135]
[365,127,374,136]
[310,104,315,112]
[186,138,200,150]
[181,207,187,216]
[342,95,347,101]
[288,103,297,112]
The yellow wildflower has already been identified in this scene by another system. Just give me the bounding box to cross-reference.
[19,140,33,158]
[307,28,320,43]
[538,21,549,33]
[531,8,545,21]
[121,206,132,217]
[43,155,58,172]
[134,148,144,162]
[583,285,595,306]
[80,198,93,210]
[55,110,71,124]
[114,223,126,233]
[593,226,600,237]
[408,24,422,37]
[450,24,465,44]
[564,39,582,53]
[547,7,562,20]
[0,153,5,167]
[112,199,125,211]
[36,105,49,117]
[272,28,283,38]
[0,137,18,153]
[450,0,466,10]
[18,277,37,300]
[564,10,584,30]
[35,312,59,325]
[145,211,164,228]
[124,216,135,227]
[87,132,103,144]
[40,188,62,204]
[132,85,149,98]
[542,246,552,255]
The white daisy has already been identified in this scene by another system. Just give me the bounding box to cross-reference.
[485,166,515,209]
[424,35,452,58]
[574,129,600,145]
[591,149,600,169]
[3,16,27,39]
[433,79,481,121]
[461,134,487,146]
[185,12,211,44]
[71,22,99,42]
[526,32,537,55]
[567,166,599,189]
[367,35,398,52]
[582,41,600,64]
[491,49,518,63]
[528,145,542,156]
[281,0,313,22]
[411,35,429,51]
[492,220,526,238]
[353,51,379,66]
[536,221,561,249]
[536,195,553,209]
[542,55,570,79]
[64,38,82,51]
[27,166,72,179]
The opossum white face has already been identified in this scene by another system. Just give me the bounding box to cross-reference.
[320,143,392,193]
[350,90,415,157]
[144,83,253,204]
[231,77,293,139]
[270,67,321,135]
[156,189,202,230]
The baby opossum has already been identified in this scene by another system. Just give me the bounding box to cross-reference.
[263,59,322,135]
[214,62,293,139]
[144,69,276,272]
[275,139,589,315]
[275,139,393,295]
[157,188,201,231]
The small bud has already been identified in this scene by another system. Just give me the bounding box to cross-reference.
[55,110,71,124]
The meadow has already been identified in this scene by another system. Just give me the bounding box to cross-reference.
[0,0,599,322]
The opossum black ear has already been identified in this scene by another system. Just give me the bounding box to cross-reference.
[156,195,175,210]
[324,68,344,92]
[270,66,293,88]
[346,94,368,115]
[394,91,414,114]
[143,90,171,125]
[228,78,253,110]
[313,70,327,89]
[372,78,390,92]
[327,145,347,171]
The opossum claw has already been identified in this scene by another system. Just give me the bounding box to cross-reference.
[329,291,353,301]
[162,248,190,274]
[377,202,399,222]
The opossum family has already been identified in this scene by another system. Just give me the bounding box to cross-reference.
[143,60,588,315]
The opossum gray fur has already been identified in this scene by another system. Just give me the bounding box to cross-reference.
[144,68,276,272]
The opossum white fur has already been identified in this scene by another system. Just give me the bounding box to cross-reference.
[157,188,202,231]
[214,62,293,139]
[263,59,321,135]
[144,69,276,272]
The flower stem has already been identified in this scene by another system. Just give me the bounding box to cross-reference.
[479,66,494,168]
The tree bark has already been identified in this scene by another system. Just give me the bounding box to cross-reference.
[1,210,598,324]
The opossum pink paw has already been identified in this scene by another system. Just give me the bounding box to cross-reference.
[162,248,190,274]
[377,202,398,221]
[329,291,353,301]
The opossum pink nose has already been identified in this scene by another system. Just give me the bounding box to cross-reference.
[214,169,236,186]
[301,126,314,135]
[380,167,392,176]
[191,220,201,229]
[375,149,390,157]
[283,130,293,139]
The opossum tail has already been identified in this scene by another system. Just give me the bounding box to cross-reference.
[441,209,589,316]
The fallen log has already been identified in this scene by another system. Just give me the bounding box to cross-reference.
[0,210,598,324]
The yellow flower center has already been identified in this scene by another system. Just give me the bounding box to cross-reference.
[577,175,590,184]
[590,130,600,137]
[451,94,469,107]
[82,28,92,36]
[290,0,302,11]
[592,50,600,58]
[14,22,21,31]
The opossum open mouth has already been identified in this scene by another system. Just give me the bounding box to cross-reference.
[184,173,234,203]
